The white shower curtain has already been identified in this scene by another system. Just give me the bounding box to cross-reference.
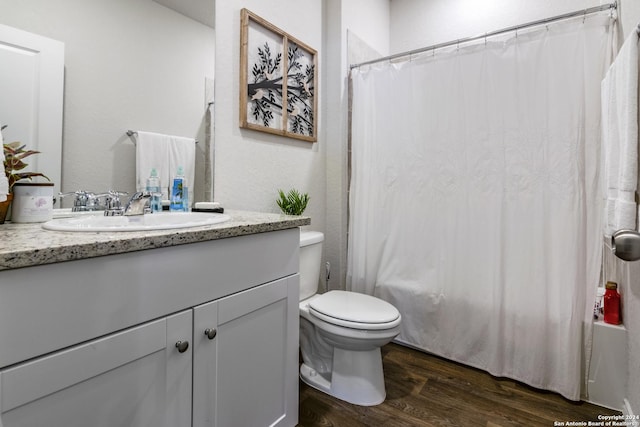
[348,15,614,400]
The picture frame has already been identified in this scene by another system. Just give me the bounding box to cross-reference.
[240,8,317,143]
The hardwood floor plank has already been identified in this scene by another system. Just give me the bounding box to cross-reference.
[417,373,553,426]
[298,343,620,427]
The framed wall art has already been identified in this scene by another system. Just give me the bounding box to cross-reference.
[240,8,317,142]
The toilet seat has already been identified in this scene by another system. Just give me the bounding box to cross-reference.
[308,291,401,330]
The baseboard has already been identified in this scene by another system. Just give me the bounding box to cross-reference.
[623,398,635,417]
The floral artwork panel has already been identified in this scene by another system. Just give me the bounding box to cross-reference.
[240,9,318,142]
[286,42,315,137]
[246,20,284,131]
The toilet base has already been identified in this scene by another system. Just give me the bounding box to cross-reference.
[300,347,386,406]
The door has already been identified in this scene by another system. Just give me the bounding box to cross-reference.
[0,310,193,427]
[0,24,64,196]
[193,275,300,427]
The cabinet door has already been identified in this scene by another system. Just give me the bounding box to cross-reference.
[0,310,193,427]
[193,275,299,427]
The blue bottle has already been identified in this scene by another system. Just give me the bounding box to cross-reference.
[170,166,186,212]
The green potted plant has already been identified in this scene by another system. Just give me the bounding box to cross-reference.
[1,125,49,223]
[276,188,310,216]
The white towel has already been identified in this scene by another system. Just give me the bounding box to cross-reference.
[602,28,639,236]
[135,131,196,205]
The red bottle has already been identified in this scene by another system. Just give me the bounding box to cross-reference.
[603,281,621,325]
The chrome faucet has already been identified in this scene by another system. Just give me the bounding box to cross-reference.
[123,192,152,216]
[103,191,128,216]
[58,190,105,212]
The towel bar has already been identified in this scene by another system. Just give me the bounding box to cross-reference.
[126,130,198,144]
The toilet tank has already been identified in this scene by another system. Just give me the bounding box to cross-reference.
[299,231,324,301]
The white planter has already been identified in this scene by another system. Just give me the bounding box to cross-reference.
[11,182,54,223]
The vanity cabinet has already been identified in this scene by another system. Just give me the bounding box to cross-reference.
[0,227,300,427]
[193,276,299,427]
[0,311,194,427]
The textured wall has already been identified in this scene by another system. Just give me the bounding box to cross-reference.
[390,0,609,53]
[615,2,640,416]
[324,0,390,292]
[213,0,325,232]
[604,243,640,413]
[625,255,640,415]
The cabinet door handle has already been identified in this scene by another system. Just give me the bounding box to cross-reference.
[204,328,217,340]
[175,340,189,353]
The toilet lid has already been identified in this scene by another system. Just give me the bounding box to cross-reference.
[309,291,400,330]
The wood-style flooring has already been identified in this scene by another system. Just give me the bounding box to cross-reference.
[298,343,620,427]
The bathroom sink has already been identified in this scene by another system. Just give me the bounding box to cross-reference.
[42,212,230,232]
[52,208,105,219]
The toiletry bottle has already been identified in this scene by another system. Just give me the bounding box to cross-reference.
[182,171,189,212]
[594,287,605,320]
[146,168,162,213]
[170,166,186,212]
[603,281,621,325]
[183,182,190,212]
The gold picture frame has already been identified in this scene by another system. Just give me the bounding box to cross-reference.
[240,8,317,142]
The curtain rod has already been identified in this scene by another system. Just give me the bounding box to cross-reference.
[350,1,617,69]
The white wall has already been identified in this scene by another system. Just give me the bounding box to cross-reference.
[324,0,390,291]
[604,245,640,414]
[623,261,640,416]
[1,0,215,203]
[343,0,390,57]
[389,0,640,414]
[213,1,325,233]
[608,0,640,409]
[324,0,345,292]
[391,0,622,53]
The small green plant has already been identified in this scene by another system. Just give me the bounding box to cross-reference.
[1,125,48,195]
[276,188,309,216]
[4,141,49,192]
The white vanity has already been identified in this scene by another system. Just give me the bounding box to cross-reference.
[0,211,308,427]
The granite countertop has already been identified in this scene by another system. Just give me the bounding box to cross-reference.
[0,210,310,271]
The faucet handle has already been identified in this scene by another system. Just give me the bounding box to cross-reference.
[102,191,128,216]
[57,191,79,208]
[58,190,82,198]
[58,190,98,211]
[100,191,128,204]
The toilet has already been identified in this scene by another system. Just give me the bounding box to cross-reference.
[298,230,401,406]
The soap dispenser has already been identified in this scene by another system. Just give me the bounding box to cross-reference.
[146,168,162,213]
[170,166,187,212]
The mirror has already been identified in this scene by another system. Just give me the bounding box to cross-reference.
[2,1,215,206]
[0,24,64,197]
